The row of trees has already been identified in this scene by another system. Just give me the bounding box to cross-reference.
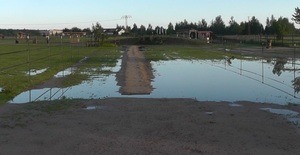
[153,15,295,37]
[1,7,299,38]
[67,9,300,37]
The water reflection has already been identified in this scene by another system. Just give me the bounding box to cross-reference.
[272,58,287,76]
[25,68,48,76]
[292,77,300,93]
[10,57,300,105]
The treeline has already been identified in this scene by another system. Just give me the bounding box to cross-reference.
[131,15,296,38]
[0,29,41,37]
[0,15,298,38]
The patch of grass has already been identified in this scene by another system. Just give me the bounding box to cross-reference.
[62,73,89,87]
[0,41,120,105]
[144,44,242,61]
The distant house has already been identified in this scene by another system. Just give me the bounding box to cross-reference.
[102,28,126,36]
[39,30,50,36]
[17,32,27,39]
[63,32,87,43]
[103,28,117,36]
[177,29,213,43]
[118,29,126,35]
[49,29,63,36]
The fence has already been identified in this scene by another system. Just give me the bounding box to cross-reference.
[220,34,300,47]
[0,36,91,104]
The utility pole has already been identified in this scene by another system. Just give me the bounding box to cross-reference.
[122,15,132,31]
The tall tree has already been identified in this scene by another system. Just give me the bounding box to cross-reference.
[249,16,263,35]
[292,7,300,24]
[131,23,138,35]
[167,22,175,34]
[273,17,295,38]
[92,22,106,44]
[198,19,208,30]
[71,27,82,32]
[139,25,146,35]
[227,16,240,35]
[146,24,153,35]
[211,15,226,34]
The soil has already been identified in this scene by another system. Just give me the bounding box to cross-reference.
[116,46,154,95]
[0,99,299,154]
[0,45,300,154]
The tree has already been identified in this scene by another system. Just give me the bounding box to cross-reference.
[131,23,138,35]
[273,17,295,39]
[139,25,146,35]
[227,16,240,35]
[82,28,91,34]
[292,7,300,24]
[167,22,175,34]
[265,15,277,35]
[198,19,208,30]
[249,16,263,35]
[146,24,153,35]
[71,27,82,32]
[211,15,226,34]
[92,22,106,44]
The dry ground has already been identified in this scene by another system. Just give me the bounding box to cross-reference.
[0,98,300,154]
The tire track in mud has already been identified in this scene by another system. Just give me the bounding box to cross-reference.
[116,46,154,95]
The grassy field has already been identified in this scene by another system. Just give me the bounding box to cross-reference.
[144,44,242,61]
[0,37,120,105]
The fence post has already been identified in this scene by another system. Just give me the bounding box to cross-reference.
[27,40,32,102]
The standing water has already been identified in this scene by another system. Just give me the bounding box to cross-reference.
[9,57,300,105]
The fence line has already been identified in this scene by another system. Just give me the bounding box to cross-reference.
[0,36,88,103]
[203,58,300,99]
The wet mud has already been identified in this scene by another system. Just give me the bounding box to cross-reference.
[116,46,154,95]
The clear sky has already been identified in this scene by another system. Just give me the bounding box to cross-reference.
[0,0,299,30]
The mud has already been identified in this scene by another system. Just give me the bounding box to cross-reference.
[116,46,154,95]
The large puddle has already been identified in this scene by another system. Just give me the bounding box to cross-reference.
[9,57,300,105]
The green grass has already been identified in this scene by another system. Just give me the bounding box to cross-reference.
[144,44,242,61]
[0,39,120,105]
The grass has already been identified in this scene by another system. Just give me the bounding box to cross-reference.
[0,38,121,105]
[144,44,242,61]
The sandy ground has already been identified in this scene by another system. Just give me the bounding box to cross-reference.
[116,46,154,95]
[0,98,300,154]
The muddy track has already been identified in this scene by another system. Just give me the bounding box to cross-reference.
[116,46,154,95]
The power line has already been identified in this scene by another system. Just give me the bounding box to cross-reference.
[0,18,123,26]
[121,15,132,28]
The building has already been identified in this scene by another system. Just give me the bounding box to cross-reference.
[49,29,63,36]
[39,30,50,36]
[103,28,118,36]
[17,32,27,39]
[63,32,87,43]
[118,29,126,35]
[177,29,213,43]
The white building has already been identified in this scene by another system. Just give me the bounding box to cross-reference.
[49,29,63,36]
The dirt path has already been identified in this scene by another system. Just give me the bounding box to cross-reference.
[116,46,154,95]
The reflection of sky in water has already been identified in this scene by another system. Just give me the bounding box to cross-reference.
[25,68,48,76]
[10,58,300,105]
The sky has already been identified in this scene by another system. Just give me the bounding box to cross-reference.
[0,0,299,30]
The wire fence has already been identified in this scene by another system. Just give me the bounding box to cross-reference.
[220,34,300,47]
[203,57,300,100]
[0,36,90,103]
